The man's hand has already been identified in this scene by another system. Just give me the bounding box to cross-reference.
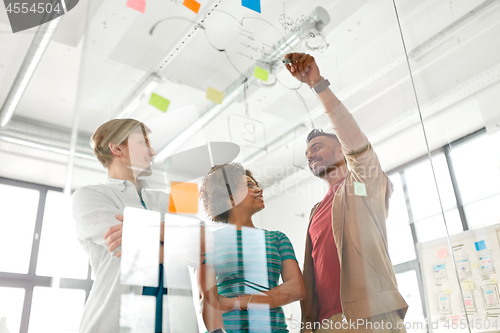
[284,53,322,87]
[104,214,124,258]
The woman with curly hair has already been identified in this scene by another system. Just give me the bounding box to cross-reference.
[198,162,305,333]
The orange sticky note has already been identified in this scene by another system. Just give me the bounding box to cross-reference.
[183,0,200,13]
[126,0,146,13]
[438,249,448,258]
[169,182,199,214]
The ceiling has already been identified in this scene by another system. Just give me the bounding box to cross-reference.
[0,0,499,190]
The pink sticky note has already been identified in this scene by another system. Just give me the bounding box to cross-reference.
[126,0,146,13]
[438,249,448,258]
[464,300,472,306]
[450,315,460,324]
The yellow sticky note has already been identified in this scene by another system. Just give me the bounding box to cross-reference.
[254,66,269,82]
[445,289,452,294]
[206,87,224,104]
[472,263,478,269]
[183,0,200,13]
[490,277,497,284]
[149,93,170,112]
[354,182,368,196]
[462,281,475,290]
[169,182,199,214]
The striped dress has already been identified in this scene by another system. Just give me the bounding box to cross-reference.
[205,226,297,333]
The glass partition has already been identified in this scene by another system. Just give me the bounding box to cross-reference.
[64,0,498,332]
[393,0,500,332]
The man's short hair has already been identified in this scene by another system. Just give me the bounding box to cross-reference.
[91,118,151,168]
[306,129,340,145]
[200,163,259,223]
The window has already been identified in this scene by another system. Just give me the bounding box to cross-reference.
[28,287,85,333]
[449,134,500,229]
[36,191,89,279]
[396,271,425,333]
[0,184,39,274]
[404,154,463,242]
[387,173,416,265]
[0,287,25,333]
[0,178,92,333]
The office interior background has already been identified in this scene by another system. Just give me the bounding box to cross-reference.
[1,0,500,332]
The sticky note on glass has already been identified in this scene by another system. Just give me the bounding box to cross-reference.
[242,0,261,13]
[354,182,368,196]
[475,240,487,251]
[121,207,160,287]
[490,278,497,284]
[126,0,146,13]
[169,182,198,214]
[183,0,200,13]
[149,93,170,112]
[445,289,452,294]
[254,66,269,82]
[463,281,475,290]
[472,263,478,269]
[450,315,460,324]
[437,249,448,258]
[206,87,224,104]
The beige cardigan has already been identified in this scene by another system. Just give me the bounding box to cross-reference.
[300,103,408,330]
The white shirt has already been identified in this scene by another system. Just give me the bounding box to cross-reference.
[72,177,170,333]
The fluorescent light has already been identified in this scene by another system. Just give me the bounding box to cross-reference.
[113,73,163,119]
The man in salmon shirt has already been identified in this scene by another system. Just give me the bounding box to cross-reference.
[285,53,408,333]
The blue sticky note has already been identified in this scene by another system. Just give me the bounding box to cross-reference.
[475,240,486,251]
[242,0,261,13]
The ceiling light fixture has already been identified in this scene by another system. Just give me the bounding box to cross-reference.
[0,17,62,128]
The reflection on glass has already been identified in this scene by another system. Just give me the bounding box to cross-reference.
[119,294,156,333]
[28,287,85,333]
[120,207,160,287]
[36,191,89,279]
[163,295,199,333]
[0,184,39,274]
[0,287,24,333]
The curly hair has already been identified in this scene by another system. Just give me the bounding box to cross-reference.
[200,163,259,222]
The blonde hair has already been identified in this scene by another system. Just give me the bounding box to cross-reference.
[91,118,151,168]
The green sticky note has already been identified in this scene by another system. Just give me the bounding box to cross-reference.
[254,66,269,82]
[206,87,224,104]
[354,182,367,196]
[149,93,170,112]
